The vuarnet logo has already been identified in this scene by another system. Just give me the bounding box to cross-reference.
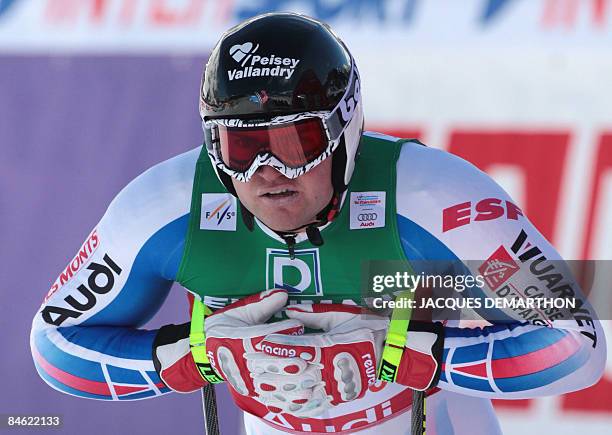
[227,42,300,81]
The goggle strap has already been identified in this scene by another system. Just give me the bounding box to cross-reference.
[326,110,344,140]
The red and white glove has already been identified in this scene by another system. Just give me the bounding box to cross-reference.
[204,289,304,398]
[152,289,304,396]
[256,304,444,416]
[253,304,387,416]
[153,322,205,393]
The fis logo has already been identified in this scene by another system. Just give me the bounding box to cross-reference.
[200,193,237,231]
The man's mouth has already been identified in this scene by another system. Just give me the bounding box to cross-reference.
[261,188,297,198]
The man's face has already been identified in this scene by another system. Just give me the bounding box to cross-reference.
[232,158,334,232]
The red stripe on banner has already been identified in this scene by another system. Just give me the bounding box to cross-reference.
[562,376,612,412]
[32,346,111,396]
[491,334,581,379]
[493,398,532,410]
[448,131,570,243]
[582,133,612,260]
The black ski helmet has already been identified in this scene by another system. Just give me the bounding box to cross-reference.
[200,12,364,199]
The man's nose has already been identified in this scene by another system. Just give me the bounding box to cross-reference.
[253,165,288,182]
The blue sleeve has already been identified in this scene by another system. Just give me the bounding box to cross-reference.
[31,147,199,400]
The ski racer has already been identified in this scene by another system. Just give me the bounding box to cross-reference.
[30,13,606,435]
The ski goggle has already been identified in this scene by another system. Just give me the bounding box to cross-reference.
[203,61,360,182]
[204,112,336,182]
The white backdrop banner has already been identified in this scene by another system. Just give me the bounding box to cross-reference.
[0,0,611,52]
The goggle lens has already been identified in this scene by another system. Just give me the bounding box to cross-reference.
[217,118,328,173]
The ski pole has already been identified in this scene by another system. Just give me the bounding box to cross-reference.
[201,384,220,435]
[190,298,224,434]
[377,290,427,434]
[411,390,426,435]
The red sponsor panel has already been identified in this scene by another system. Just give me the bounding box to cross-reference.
[582,133,612,260]
[448,130,570,243]
[562,377,612,413]
[565,132,612,414]
[492,398,532,410]
[370,126,423,141]
[541,0,609,29]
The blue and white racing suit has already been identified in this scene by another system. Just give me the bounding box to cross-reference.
[31,133,606,434]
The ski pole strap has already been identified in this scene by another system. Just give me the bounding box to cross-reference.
[377,290,413,383]
[190,298,224,384]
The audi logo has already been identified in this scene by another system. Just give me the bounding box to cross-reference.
[358,213,377,221]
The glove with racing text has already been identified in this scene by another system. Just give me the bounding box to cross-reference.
[255,303,444,416]
[152,289,304,395]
